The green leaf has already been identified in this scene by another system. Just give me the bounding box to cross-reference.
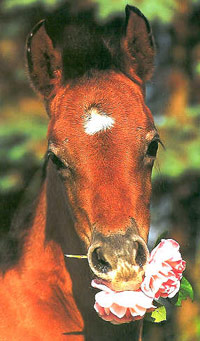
[154,231,168,248]
[150,306,167,323]
[175,277,194,307]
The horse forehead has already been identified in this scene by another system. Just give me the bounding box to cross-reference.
[50,73,154,139]
[52,72,143,113]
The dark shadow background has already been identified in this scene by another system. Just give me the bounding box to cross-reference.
[0,0,200,340]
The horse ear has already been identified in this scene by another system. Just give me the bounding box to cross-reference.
[26,20,62,98]
[121,5,155,82]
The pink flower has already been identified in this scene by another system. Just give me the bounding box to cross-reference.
[91,239,186,324]
[92,280,155,325]
[141,239,186,299]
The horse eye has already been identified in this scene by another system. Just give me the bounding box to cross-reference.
[146,140,158,158]
[48,151,66,170]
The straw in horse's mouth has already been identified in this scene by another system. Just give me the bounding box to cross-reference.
[64,254,88,259]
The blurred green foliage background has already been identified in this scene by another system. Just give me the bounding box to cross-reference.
[0,0,200,340]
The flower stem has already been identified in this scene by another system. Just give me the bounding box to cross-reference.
[64,254,88,259]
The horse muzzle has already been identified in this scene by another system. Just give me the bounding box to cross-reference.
[88,229,149,291]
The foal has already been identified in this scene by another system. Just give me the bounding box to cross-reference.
[0,5,158,340]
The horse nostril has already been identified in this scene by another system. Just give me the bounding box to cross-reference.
[91,247,112,274]
[135,242,147,267]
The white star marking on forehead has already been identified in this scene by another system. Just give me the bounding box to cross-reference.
[84,108,115,135]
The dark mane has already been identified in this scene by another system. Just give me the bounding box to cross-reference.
[0,155,48,273]
[44,7,124,81]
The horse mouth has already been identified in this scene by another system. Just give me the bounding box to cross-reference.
[93,278,113,290]
[92,277,143,292]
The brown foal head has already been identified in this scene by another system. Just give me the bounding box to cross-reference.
[27,5,159,291]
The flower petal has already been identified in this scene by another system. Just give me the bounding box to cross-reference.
[141,239,185,299]
[95,290,114,308]
[110,303,127,318]
[91,279,113,293]
[94,302,105,316]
